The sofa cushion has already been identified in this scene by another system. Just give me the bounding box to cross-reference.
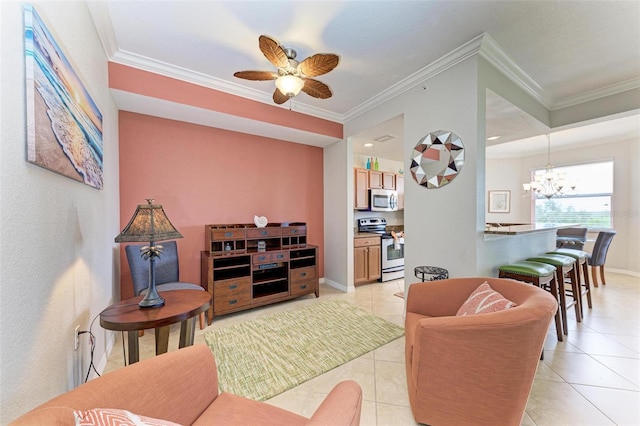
[456,282,517,316]
[74,408,180,426]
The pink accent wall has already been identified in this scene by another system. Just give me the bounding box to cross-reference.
[118,111,324,300]
[109,62,343,138]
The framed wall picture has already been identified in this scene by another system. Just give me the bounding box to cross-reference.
[24,5,103,189]
[488,190,510,213]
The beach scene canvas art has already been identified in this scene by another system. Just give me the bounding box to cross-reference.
[24,4,103,189]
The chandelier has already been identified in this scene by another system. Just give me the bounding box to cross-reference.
[522,134,576,199]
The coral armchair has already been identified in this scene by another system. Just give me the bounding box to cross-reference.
[11,344,362,425]
[405,277,557,426]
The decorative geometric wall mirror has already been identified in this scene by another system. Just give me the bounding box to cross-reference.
[410,130,464,188]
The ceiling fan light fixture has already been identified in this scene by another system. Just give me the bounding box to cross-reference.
[275,75,304,97]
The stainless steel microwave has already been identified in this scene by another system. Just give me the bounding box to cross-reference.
[370,188,398,212]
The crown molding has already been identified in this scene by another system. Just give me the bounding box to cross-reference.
[343,34,487,122]
[477,33,548,108]
[86,1,118,58]
[552,77,640,110]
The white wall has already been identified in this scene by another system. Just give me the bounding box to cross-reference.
[323,139,352,292]
[0,2,119,422]
[343,56,483,286]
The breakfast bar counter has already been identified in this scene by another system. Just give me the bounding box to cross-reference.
[484,223,580,236]
[479,223,579,277]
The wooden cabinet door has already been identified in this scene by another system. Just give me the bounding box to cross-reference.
[382,172,395,189]
[354,245,369,284]
[367,245,381,281]
[354,168,369,210]
[368,170,383,189]
[396,175,404,210]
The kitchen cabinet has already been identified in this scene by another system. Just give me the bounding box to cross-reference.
[368,170,383,189]
[382,172,395,189]
[354,168,369,209]
[354,235,381,285]
[396,174,404,210]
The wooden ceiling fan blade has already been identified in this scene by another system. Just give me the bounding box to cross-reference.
[301,78,332,99]
[273,88,289,105]
[233,70,277,81]
[259,35,289,68]
[299,54,339,77]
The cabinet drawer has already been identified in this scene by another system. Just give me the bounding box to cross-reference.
[214,277,251,311]
[272,251,289,262]
[252,251,289,264]
[282,226,306,237]
[290,266,316,283]
[211,228,246,241]
[354,237,380,247]
[246,227,282,239]
[252,252,272,264]
[290,279,316,296]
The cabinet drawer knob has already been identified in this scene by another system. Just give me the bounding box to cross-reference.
[300,285,307,289]
[292,229,298,234]
[258,255,266,261]
[260,230,268,236]
[229,284,237,290]
[276,254,284,259]
[229,299,237,305]
[224,232,233,237]
[300,272,307,277]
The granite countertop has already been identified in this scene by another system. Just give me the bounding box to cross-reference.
[354,232,382,238]
[484,223,579,235]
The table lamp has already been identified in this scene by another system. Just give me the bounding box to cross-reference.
[115,199,183,308]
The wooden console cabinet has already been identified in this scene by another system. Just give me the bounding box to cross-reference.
[201,222,319,322]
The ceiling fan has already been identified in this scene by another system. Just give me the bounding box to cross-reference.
[234,35,339,105]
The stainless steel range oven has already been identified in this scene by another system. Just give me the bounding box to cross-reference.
[357,217,405,282]
[380,234,404,281]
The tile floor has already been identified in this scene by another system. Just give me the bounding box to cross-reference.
[104,272,640,425]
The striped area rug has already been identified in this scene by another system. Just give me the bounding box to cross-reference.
[204,298,404,401]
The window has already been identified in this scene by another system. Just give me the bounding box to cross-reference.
[533,161,613,229]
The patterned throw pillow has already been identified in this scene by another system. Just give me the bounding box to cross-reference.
[74,408,181,426]
[456,282,517,316]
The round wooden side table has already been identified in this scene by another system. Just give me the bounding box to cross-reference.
[100,290,211,364]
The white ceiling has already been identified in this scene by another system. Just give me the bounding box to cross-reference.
[88,1,640,160]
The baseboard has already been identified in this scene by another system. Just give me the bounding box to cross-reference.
[321,277,354,293]
[95,330,117,378]
[608,268,640,278]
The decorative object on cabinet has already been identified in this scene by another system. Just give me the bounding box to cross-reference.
[488,190,511,213]
[254,215,268,228]
[202,222,317,322]
[24,5,103,189]
[115,199,183,308]
[410,130,464,188]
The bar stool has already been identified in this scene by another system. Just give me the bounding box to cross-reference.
[527,254,582,334]
[547,248,591,318]
[498,261,564,341]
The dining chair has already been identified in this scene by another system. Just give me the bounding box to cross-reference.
[126,241,206,329]
[587,230,617,287]
[556,227,588,250]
